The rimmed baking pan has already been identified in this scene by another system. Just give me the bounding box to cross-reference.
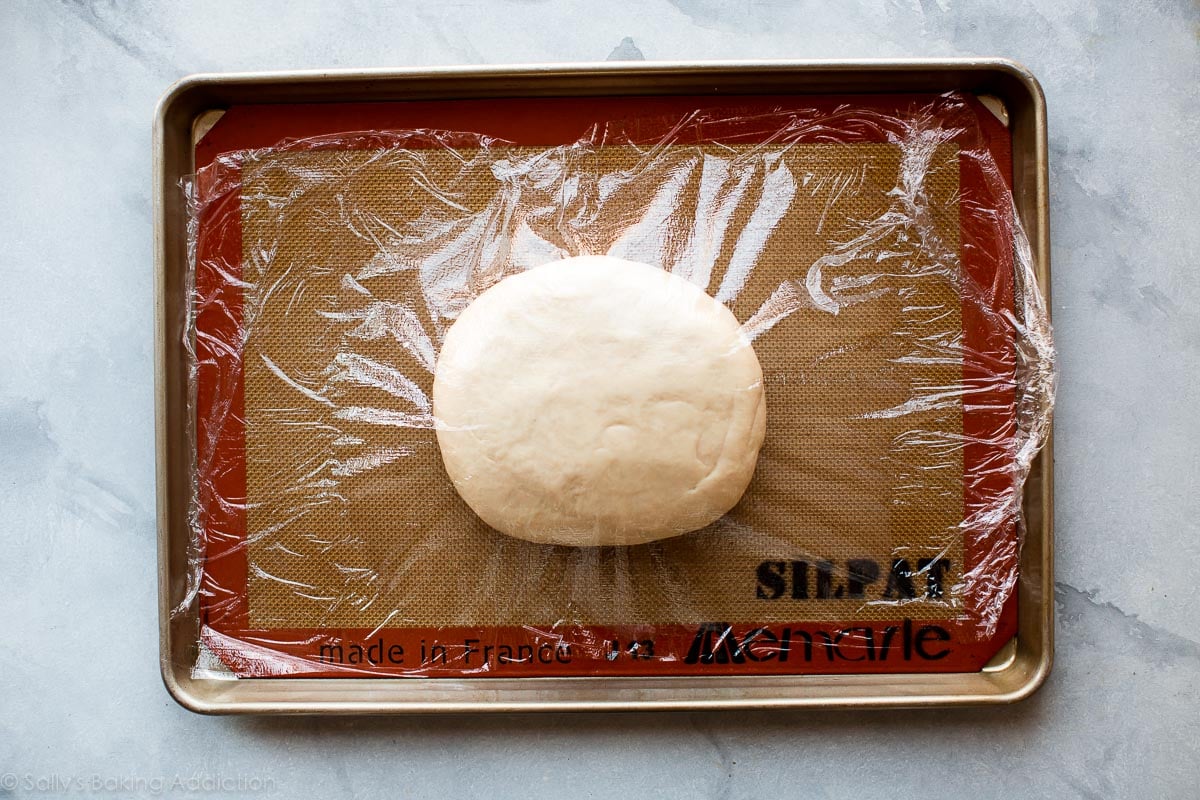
[155,59,1052,713]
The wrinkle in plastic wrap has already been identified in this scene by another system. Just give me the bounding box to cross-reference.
[183,93,1054,678]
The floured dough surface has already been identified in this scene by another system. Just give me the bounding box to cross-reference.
[433,255,767,546]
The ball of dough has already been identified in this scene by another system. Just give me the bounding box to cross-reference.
[433,255,766,547]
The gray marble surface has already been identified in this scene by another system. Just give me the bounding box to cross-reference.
[1,1,1198,797]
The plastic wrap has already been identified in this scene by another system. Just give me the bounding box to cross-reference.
[182,92,1054,678]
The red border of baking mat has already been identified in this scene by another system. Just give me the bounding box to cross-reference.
[192,93,1018,677]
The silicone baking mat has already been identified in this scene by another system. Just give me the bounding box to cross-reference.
[191,93,1021,677]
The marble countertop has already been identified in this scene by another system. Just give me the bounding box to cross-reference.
[2,1,1197,797]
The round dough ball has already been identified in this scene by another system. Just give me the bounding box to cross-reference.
[433,255,766,547]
